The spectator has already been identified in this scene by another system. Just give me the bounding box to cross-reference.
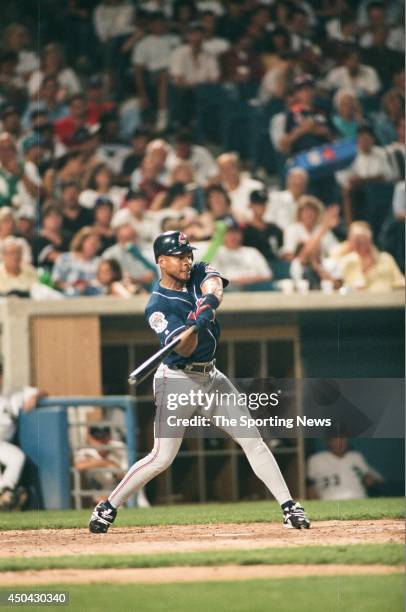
[259,50,298,106]
[149,182,198,234]
[120,128,151,183]
[283,196,339,260]
[60,180,94,239]
[0,133,22,207]
[0,208,32,264]
[0,237,37,296]
[193,184,235,240]
[337,125,394,224]
[0,51,26,109]
[243,189,283,264]
[1,105,22,139]
[85,76,115,125]
[216,152,263,222]
[32,202,70,271]
[220,30,263,88]
[15,207,35,245]
[52,226,101,295]
[28,43,81,100]
[370,89,404,146]
[217,0,246,41]
[339,221,404,292]
[201,10,230,58]
[111,189,156,247]
[211,221,273,291]
[18,133,45,215]
[360,25,403,90]
[97,111,131,175]
[325,8,359,46]
[102,222,156,288]
[74,424,149,507]
[289,206,342,290]
[54,94,90,147]
[307,436,383,500]
[384,118,405,182]
[358,1,404,50]
[0,364,43,510]
[43,151,86,200]
[2,23,39,80]
[130,151,167,205]
[379,181,405,271]
[79,163,126,210]
[22,75,69,130]
[87,259,143,297]
[332,89,364,140]
[323,47,381,97]
[132,12,180,132]
[279,74,334,156]
[170,23,219,125]
[166,129,217,186]
[92,197,116,253]
[264,167,309,231]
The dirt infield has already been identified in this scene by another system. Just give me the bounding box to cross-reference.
[1,520,403,559]
[0,564,402,586]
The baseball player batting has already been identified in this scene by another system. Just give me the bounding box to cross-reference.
[89,231,310,533]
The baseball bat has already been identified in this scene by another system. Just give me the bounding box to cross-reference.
[128,325,197,387]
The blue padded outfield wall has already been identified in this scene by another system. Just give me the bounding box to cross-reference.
[19,406,71,510]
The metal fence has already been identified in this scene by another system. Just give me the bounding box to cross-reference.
[36,396,137,509]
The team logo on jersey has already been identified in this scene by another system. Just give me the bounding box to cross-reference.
[178,232,188,245]
[148,311,168,333]
[204,264,216,273]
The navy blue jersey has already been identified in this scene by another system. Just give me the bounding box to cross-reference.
[145,262,227,366]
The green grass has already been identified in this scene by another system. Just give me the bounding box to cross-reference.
[2,575,402,612]
[0,498,403,531]
[0,544,402,573]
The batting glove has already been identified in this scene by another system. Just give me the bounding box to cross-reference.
[185,294,219,331]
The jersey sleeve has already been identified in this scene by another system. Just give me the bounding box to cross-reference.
[193,261,229,289]
[146,307,188,347]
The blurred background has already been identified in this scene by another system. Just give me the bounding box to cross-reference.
[0,0,403,512]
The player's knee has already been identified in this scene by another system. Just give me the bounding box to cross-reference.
[152,448,177,473]
[237,437,267,455]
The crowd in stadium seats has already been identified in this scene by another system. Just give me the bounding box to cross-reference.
[0,0,404,298]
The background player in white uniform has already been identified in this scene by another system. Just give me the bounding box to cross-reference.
[89,231,310,533]
[307,436,383,500]
[0,372,42,510]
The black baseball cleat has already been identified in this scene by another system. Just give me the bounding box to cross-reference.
[89,500,117,534]
[282,501,311,529]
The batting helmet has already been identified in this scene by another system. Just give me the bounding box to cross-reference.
[153,231,196,262]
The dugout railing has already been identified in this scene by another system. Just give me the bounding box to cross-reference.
[19,396,137,510]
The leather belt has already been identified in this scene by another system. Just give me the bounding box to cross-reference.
[171,359,216,374]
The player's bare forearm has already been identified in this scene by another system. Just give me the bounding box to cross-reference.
[201,276,223,306]
[174,325,198,357]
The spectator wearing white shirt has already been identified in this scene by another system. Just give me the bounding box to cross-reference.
[265,167,309,230]
[170,23,219,126]
[212,221,273,291]
[28,43,81,99]
[132,13,180,132]
[201,11,230,58]
[3,23,39,80]
[166,129,217,186]
[283,195,338,260]
[102,223,156,287]
[216,152,263,223]
[307,437,383,500]
[18,134,45,217]
[324,48,381,97]
[357,0,404,51]
[337,124,394,225]
[111,189,156,248]
[93,0,135,44]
